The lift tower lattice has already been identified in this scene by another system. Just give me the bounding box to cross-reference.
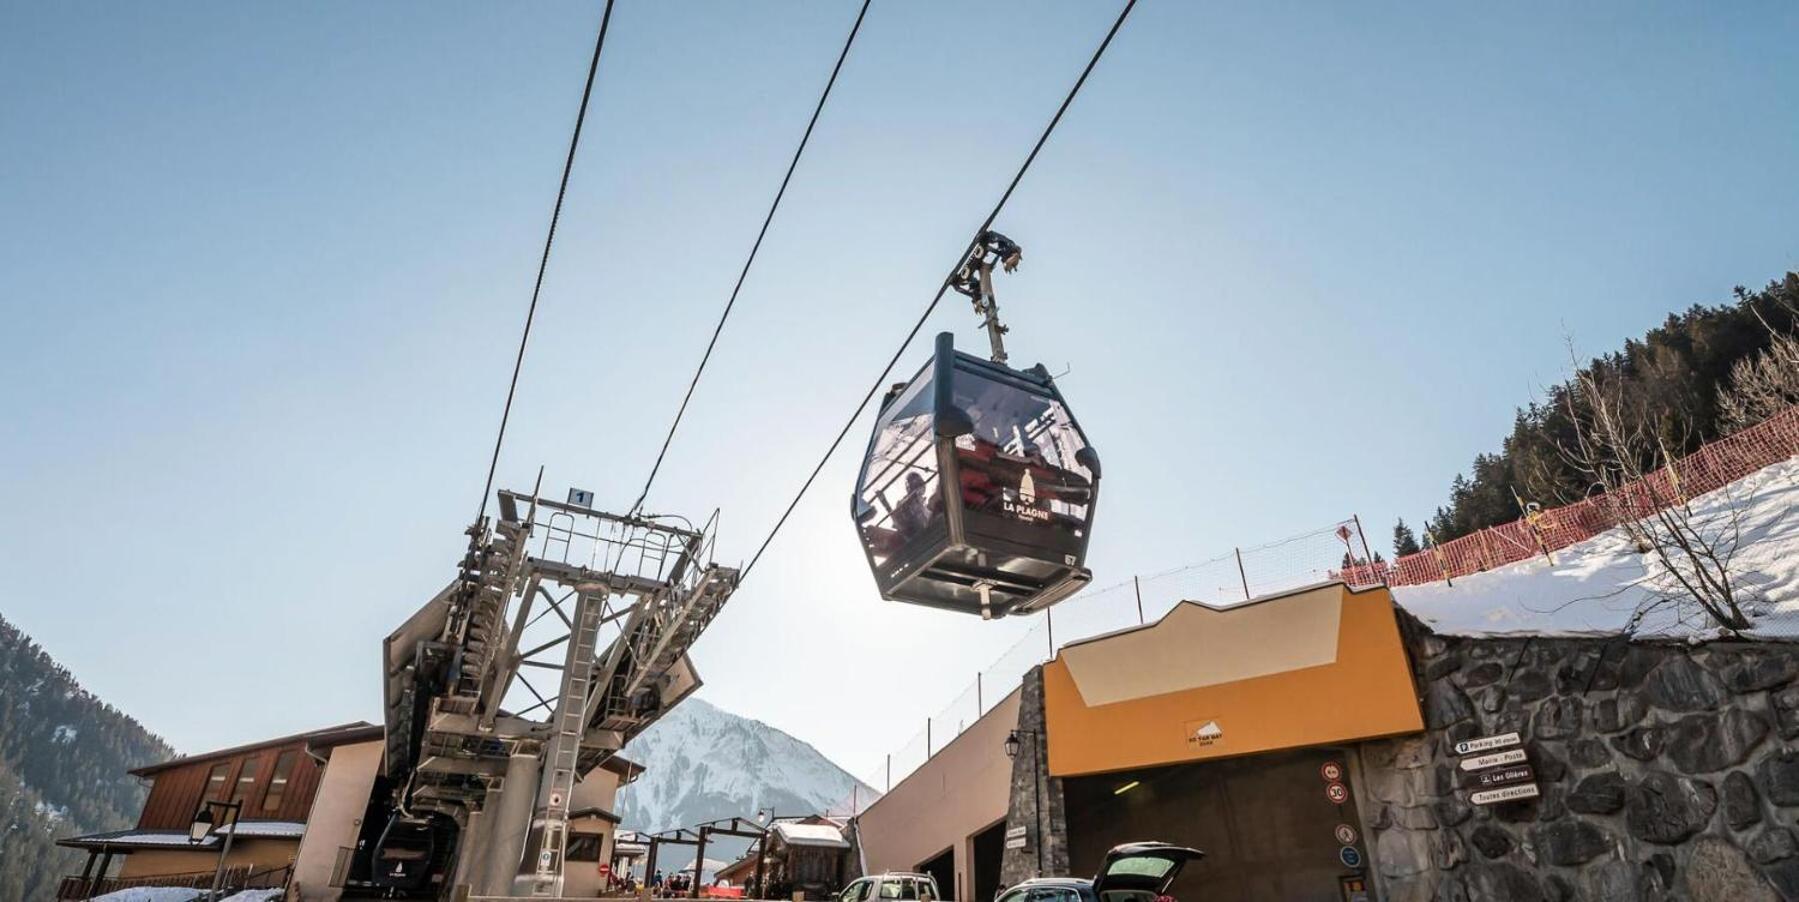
[382,487,738,897]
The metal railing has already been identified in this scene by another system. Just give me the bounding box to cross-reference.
[57,863,292,900]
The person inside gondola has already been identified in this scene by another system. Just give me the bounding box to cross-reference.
[892,471,930,539]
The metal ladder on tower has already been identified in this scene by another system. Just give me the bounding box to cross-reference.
[528,590,605,897]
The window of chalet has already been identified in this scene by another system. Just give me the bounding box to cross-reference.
[232,755,262,808]
[567,834,603,862]
[263,750,299,813]
[205,762,231,802]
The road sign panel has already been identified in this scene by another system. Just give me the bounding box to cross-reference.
[1470,783,1541,806]
[1334,823,1358,845]
[1453,732,1522,756]
[1325,781,1350,804]
[1339,846,1363,869]
[1320,761,1345,782]
[1463,764,1535,789]
[1459,748,1528,771]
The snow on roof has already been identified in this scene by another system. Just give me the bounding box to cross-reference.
[92,889,203,902]
[772,822,850,849]
[213,820,306,839]
[1395,457,1799,641]
[89,891,283,902]
[63,829,218,849]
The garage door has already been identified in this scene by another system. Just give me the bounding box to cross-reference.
[1063,747,1371,902]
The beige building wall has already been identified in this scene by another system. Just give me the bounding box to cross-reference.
[856,689,1019,902]
[289,740,384,902]
[562,765,625,898]
[119,839,299,879]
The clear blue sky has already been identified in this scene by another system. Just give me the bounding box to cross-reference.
[4,1,1796,781]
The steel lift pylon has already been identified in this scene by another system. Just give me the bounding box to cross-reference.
[381,486,738,898]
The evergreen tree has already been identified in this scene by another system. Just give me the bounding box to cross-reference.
[1425,273,1799,541]
[0,612,173,902]
[1393,519,1422,557]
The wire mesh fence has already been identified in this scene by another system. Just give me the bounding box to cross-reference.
[824,517,1381,814]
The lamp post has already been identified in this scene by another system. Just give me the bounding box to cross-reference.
[753,810,772,900]
[189,799,243,901]
[1004,730,1043,874]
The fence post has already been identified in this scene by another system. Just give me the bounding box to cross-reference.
[926,717,933,757]
[1046,608,1055,657]
[1235,547,1251,600]
[976,671,984,714]
[1133,575,1145,624]
[886,754,891,793]
[1353,514,1382,585]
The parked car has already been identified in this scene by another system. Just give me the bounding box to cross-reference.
[839,872,943,902]
[995,842,1204,902]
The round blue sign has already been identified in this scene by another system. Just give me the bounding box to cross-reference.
[1339,845,1363,869]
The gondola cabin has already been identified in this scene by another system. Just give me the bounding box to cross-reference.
[853,331,1099,618]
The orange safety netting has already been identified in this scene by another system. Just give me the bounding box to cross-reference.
[1344,404,1799,588]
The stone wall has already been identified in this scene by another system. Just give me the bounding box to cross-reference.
[999,666,1069,888]
[1362,614,1799,901]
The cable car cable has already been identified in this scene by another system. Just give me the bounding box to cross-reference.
[628,0,874,518]
[739,0,1139,580]
[473,0,617,529]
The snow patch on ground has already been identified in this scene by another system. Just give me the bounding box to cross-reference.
[53,724,78,744]
[1395,457,1799,640]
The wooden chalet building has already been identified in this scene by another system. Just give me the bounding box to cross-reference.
[57,721,384,900]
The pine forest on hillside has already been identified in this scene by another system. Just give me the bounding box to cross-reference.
[0,613,174,902]
[1407,273,1799,552]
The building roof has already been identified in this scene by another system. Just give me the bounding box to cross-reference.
[59,828,217,851]
[599,754,645,784]
[59,819,311,851]
[59,818,309,851]
[715,853,762,882]
[569,806,622,824]
[130,722,378,777]
[771,822,850,849]
[211,820,306,839]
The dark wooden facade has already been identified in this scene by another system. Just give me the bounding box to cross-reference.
[133,726,363,829]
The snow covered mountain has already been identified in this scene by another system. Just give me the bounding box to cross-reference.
[616,697,875,836]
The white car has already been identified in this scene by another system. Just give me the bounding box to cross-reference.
[839,872,943,902]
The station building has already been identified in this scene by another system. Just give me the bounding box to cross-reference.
[854,582,1424,902]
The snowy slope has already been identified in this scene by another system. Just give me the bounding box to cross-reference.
[1395,457,1799,640]
[616,697,876,835]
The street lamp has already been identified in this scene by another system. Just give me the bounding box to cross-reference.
[189,799,243,901]
[1002,730,1043,873]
